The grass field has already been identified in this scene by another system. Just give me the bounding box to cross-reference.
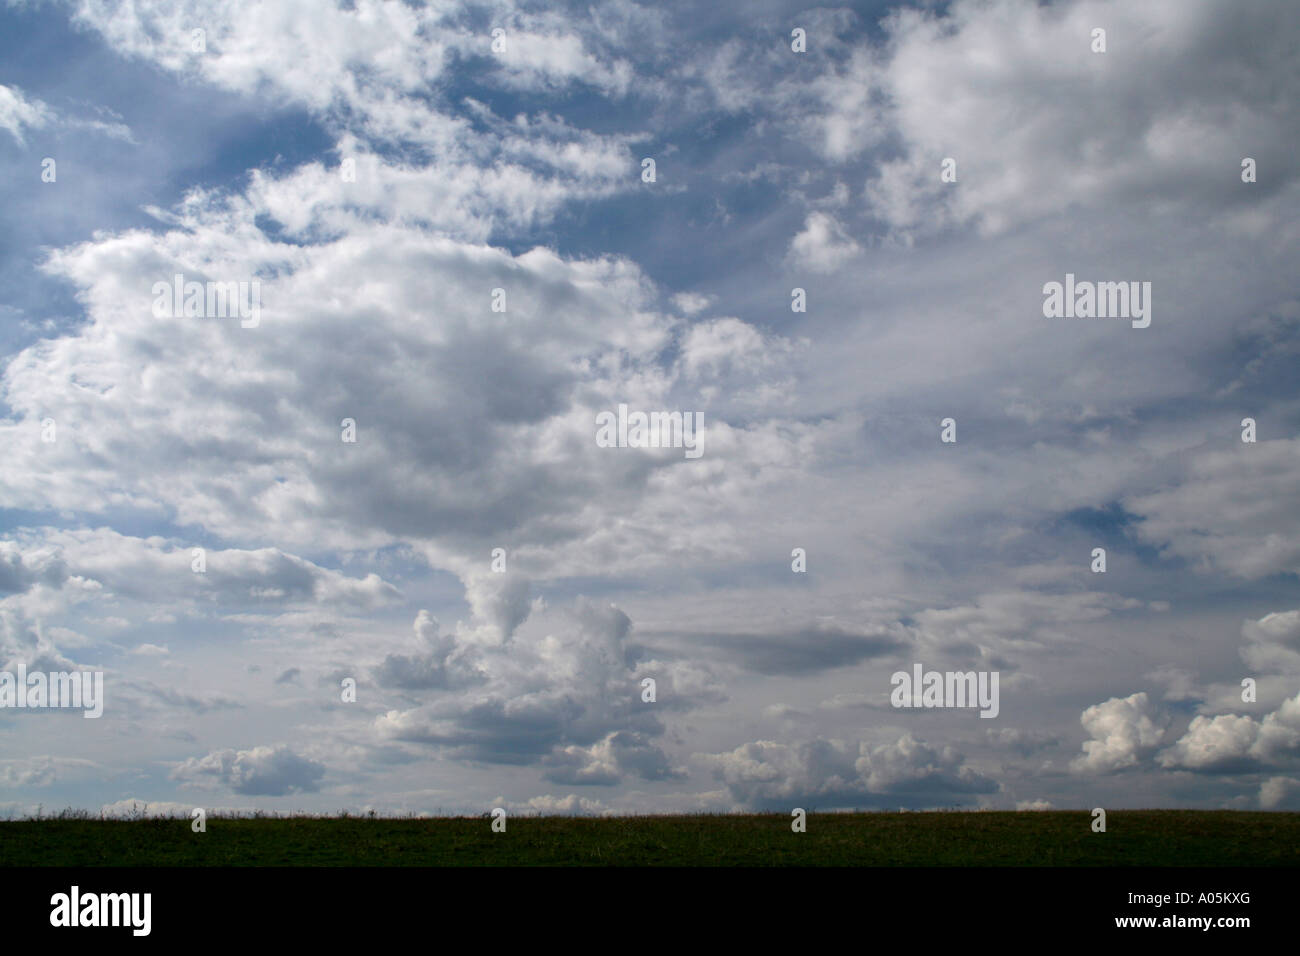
[2,810,1298,866]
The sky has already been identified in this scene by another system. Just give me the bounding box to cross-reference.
[0,0,1298,818]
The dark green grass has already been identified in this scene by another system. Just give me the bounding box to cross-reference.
[1,810,1296,866]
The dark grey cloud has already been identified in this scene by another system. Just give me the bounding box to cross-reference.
[657,626,905,676]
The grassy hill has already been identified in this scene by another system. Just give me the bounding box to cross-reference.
[2,810,1298,866]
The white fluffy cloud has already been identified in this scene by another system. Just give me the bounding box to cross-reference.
[809,0,1300,238]
[787,212,861,273]
[1070,692,1167,775]
[1158,692,1300,772]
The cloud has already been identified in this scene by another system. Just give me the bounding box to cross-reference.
[1145,665,1201,702]
[98,798,253,818]
[0,756,97,788]
[120,679,242,715]
[1158,692,1300,773]
[373,599,698,784]
[987,728,1061,758]
[1,0,1298,816]
[680,625,904,676]
[904,591,1139,663]
[787,212,861,273]
[130,643,170,656]
[1070,692,1168,774]
[371,610,483,691]
[808,0,1300,237]
[1016,799,1054,811]
[484,27,633,96]
[1259,776,1300,810]
[0,82,132,145]
[68,0,453,113]
[0,221,709,571]
[671,291,714,316]
[542,729,684,786]
[1125,440,1300,579]
[516,793,608,815]
[0,84,53,145]
[68,0,639,110]
[1156,713,1260,772]
[0,529,401,611]
[0,541,69,596]
[701,734,998,810]
[1241,610,1300,674]
[678,317,789,379]
[461,573,535,646]
[171,745,325,796]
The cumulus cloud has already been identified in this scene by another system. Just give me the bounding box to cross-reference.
[374,599,703,784]
[371,610,483,691]
[1016,799,1054,811]
[0,541,69,596]
[1240,610,1300,675]
[678,317,792,380]
[171,745,326,796]
[1,214,774,578]
[809,0,1300,237]
[671,291,714,316]
[1156,713,1260,772]
[1071,692,1168,774]
[1259,776,1300,810]
[516,793,609,815]
[787,212,861,273]
[1158,692,1300,773]
[701,734,998,810]
[543,729,684,786]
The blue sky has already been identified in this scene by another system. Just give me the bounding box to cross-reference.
[1,0,1298,817]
